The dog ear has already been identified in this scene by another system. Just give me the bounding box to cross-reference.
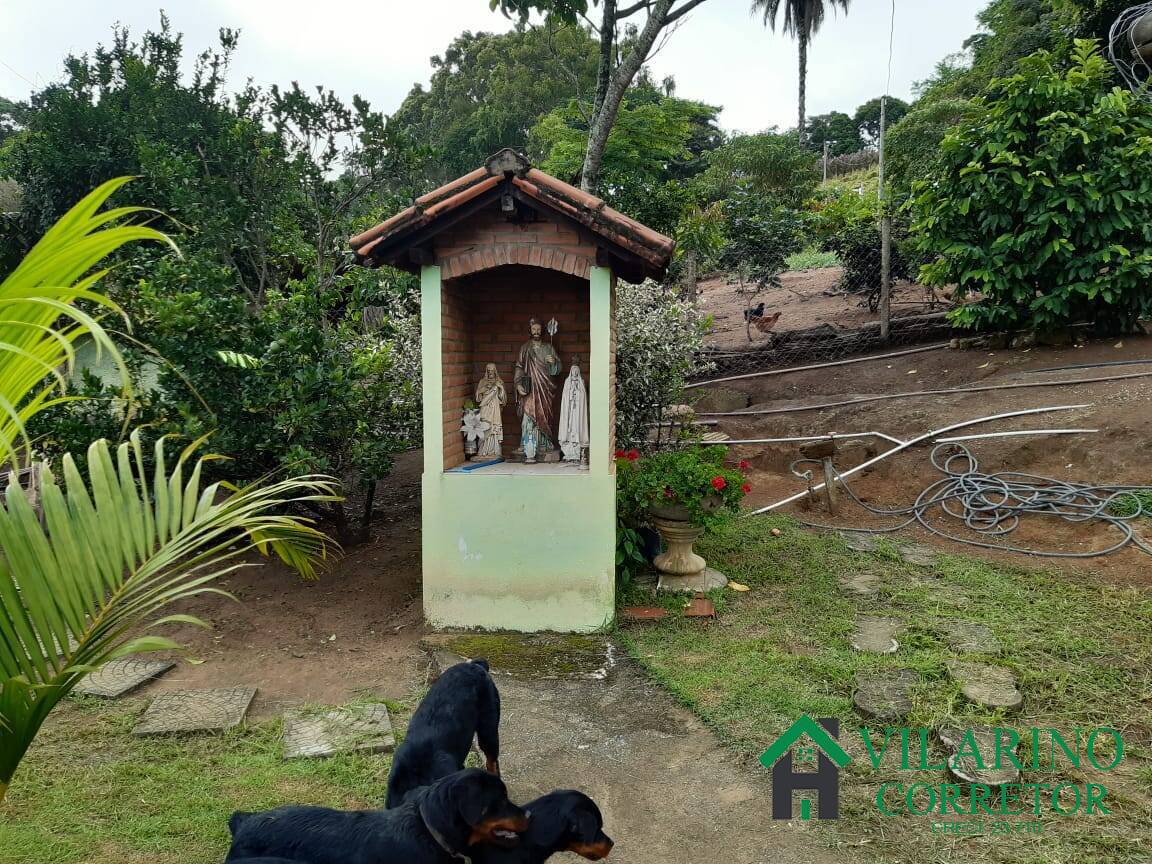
[453,777,488,827]
[570,808,599,841]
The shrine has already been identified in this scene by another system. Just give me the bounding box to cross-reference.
[351,149,673,631]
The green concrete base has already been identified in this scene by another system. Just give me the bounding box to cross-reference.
[422,472,615,632]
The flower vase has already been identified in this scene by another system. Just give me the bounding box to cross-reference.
[648,502,728,592]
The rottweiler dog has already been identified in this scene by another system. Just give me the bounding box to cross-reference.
[225,769,528,864]
[473,790,613,863]
[386,658,502,808]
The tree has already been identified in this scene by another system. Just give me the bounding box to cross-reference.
[853,95,909,145]
[0,97,18,148]
[751,0,851,143]
[884,97,970,196]
[696,130,820,207]
[531,78,720,231]
[2,20,422,537]
[389,24,599,182]
[0,179,335,804]
[913,41,1152,334]
[805,110,863,155]
[495,0,716,193]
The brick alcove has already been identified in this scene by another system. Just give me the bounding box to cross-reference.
[441,266,590,470]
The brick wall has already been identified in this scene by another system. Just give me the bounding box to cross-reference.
[435,205,595,282]
[443,266,590,458]
[441,279,473,470]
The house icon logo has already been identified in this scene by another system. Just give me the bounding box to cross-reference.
[759,716,852,820]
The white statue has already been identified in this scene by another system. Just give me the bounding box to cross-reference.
[558,362,589,463]
[475,363,506,458]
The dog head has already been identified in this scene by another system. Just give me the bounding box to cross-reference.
[523,790,614,860]
[419,768,529,853]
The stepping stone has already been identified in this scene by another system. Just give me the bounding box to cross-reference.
[840,532,880,553]
[939,725,1021,786]
[853,669,919,722]
[938,620,1001,654]
[73,658,175,698]
[850,616,902,654]
[282,703,395,760]
[839,571,882,598]
[946,661,1022,711]
[133,687,257,735]
[898,544,938,566]
[926,585,971,607]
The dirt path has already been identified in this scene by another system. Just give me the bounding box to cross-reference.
[426,636,850,864]
[139,450,428,715]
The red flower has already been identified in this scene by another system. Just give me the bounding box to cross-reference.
[711,476,727,491]
[663,486,674,498]
[739,459,750,470]
[626,449,640,462]
[615,450,626,459]
[741,483,752,495]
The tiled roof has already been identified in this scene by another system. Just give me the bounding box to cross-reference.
[349,149,674,281]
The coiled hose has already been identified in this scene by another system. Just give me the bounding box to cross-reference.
[790,443,1152,557]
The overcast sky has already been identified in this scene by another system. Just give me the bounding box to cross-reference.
[1,0,988,133]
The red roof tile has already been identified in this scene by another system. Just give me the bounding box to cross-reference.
[349,148,674,281]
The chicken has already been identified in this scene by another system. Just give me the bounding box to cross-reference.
[743,302,766,322]
[748,309,782,334]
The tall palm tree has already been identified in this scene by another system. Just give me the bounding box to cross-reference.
[752,0,852,144]
[0,178,338,804]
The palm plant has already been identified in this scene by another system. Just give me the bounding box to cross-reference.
[751,0,852,144]
[0,179,337,804]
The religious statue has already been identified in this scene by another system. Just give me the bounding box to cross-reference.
[514,317,561,463]
[558,361,589,463]
[475,363,506,458]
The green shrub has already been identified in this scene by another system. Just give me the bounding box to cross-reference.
[718,189,808,291]
[616,446,749,530]
[614,280,710,450]
[785,246,841,270]
[913,41,1152,334]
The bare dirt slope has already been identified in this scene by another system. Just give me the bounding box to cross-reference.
[701,336,1152,586]
[698,268,945,351]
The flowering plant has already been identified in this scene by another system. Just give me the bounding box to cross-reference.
[616,445,749,531]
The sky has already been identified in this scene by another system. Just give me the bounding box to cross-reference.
[0,0,989,134]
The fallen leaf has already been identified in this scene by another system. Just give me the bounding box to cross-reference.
[728,581,751,592]
[977,362,990,369]
[185,657,206,665]
[1114,340,1124,349]
[770,527,782,537]
[907,369,917,375]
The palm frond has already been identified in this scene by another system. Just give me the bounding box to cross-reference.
[0,432,339,795]
[0,176,174,467]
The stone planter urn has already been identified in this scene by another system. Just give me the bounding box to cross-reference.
[648,501,727,592]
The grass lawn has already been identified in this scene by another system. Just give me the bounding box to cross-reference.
[0,697,399,864]
[784,246,841,271]
[617,516,1152,864]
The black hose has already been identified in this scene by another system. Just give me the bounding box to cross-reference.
[791,444,1152,558]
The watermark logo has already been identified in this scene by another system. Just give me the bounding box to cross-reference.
[759,715,851,820]
[759,717,1125,834]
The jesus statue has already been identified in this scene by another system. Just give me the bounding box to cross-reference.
[514,317,561,462]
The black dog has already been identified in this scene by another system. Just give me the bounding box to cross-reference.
[473,790,613,863]
[386,658,501,808]
[225,769,528,864]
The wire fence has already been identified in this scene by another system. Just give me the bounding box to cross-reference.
[688,224,955,384]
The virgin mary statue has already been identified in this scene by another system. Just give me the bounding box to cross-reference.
[475,363,506,458]
[558,363,589,462]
